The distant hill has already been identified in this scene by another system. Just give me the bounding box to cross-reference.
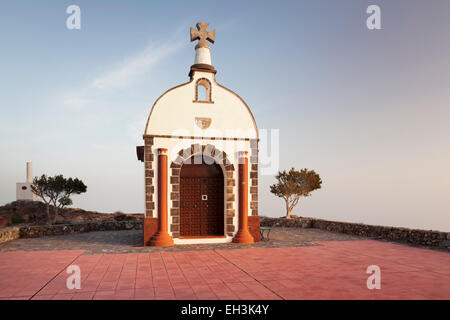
[0,201,143,228]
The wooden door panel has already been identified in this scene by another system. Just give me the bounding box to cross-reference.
[180,160,224,237]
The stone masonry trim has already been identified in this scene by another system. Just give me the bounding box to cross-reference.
[144,136,155,218]
[170,144,235,238]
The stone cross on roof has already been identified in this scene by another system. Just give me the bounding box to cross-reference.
[190,22,215,49]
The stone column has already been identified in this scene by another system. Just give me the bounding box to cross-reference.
[149,148,174,247]
[232,151,254,244]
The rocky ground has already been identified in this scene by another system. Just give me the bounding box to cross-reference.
[0,227,364,254]
[0,201,143,228]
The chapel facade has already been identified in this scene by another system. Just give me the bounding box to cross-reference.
[137,22,260,246]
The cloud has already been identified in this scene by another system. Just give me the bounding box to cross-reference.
[59,90,93,110]
[55,27,187,110]
[91,36,186,90]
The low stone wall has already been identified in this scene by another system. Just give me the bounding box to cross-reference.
[18,221,143,239]
[0,227,21,244]
[260,216,450,250]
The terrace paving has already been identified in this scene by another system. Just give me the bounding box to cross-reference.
[0,228,448,300]
[0,227,364,254]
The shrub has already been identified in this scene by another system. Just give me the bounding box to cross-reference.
[11,216,25,225]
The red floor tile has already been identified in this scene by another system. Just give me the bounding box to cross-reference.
[1,241,449,300]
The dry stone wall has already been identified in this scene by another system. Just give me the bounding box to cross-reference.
[260,216,450,250]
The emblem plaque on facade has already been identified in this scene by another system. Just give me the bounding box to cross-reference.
[195,117,212,129]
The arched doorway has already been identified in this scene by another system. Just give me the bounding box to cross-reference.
[180,155,224,237]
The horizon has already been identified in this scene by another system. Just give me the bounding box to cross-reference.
[1,0,449,232]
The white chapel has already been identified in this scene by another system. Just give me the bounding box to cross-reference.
[137,22,260,246]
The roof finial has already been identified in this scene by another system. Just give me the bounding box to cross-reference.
[190,22,215,50]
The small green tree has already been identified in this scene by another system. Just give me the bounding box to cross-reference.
[31,174,87,224]
[31,175,55,224]
[270,168,322,219]
[53,177,87,224]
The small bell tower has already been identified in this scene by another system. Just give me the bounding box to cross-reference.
[189,22,217,77]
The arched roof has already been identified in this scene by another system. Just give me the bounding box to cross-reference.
[144,72,258,140]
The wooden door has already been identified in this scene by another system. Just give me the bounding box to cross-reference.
[180,156,224,237]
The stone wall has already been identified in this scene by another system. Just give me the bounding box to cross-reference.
[143,217,158,246]
[248,216,260,242]
[260,216,450,250]
[18,221,143,239]
[144,136,155,218]
[249,139,258,216]
[0,227,21,244]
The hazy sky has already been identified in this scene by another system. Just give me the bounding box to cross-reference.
[1,0,449,231]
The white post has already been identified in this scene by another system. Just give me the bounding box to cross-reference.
[26,162,32,183]
[194,47,212,65]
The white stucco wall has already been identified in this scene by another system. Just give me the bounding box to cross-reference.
[144,69,257,245]
[16,183,41,201]
[145,71,258,140]
[194,48,212,65]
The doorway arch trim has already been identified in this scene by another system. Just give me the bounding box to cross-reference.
[169,144,235,238]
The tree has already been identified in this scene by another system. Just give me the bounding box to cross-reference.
[31,174,87,224]
[30,175,54,225]
[270,168,322,219]
[53,177,87,224]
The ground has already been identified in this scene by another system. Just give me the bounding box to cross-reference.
[0,200,141,228]
[0,228,448,300]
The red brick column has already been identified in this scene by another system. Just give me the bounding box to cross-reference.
[232,151,254,244]
[149,148,174,247]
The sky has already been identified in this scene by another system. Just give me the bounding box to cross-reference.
[0,0,449,231]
